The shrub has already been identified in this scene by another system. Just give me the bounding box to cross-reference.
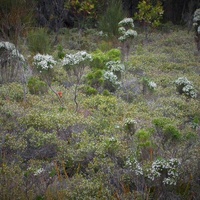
[174,77,197,98]
[142,77,157,94]
[0,82,24,102]
[62,51,93,111]
[124,118,137,135]
[163,124,182,141]
[27,28,51,54]
[57,45,65,59]
[86,69,104,89]
[82,86,98,96]
[103,71,121,92]
[118,18,137,61]
[152,118,182,143]
[90,48,121,69]
[83,94,117,116]
[27,77,48,95]
[33,53,56,74]
[86,49,122,93]
[0,41,26,83]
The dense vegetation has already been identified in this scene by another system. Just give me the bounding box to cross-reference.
[0,1,200,200]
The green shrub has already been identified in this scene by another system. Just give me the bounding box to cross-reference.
[0,82,24,102]
[27,28,51,54]
[124,118,137,135]
[86,69,104,89]
[83,94,117,116]
[163,124,182,141]
[152,118,182,142]
[27,77,48,95]
[91,48,121,69]
[57,45,65,59]
[82,86,98,96]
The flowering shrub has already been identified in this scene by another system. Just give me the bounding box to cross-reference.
[106,61,125,73]
[118,18,137,42]
[174,77,197,98]
[0,41,27,83]
[147,158,180,185]
[126,157,180,186]
[62,51,92,111]
[33,53,56,73]
[142,77,157,93]
[148,81,157,90]
[103,71,121,89]
[62,51,92,69]
[124,118,137,134]
[118,18,137,61]
[193,8,200,33]
[0,41,25,61]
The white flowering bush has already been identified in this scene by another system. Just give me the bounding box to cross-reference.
[126,157,143,176]
[62,51,92,70]
[106,61,125,73]
[103,71,121,88]
[33,53,56,73]
[124,118,137,134]
[0,41,27,83]
[118,18,137,61]
[126,157,180,186]
[193,8,200,30]
[148,81,157,90]
[147,158,180,185]
[105,60,125,81]
[118,18,137,42]
[142,77,157,93]
[0,41,25,62]
[174,77,197,98]
[62,51,92,111]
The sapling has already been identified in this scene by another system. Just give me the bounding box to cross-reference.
[62,51,92,111]
[118,18,137,61]
[33,53,64,106]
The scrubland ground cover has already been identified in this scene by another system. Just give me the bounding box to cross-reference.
[0,26,200,200]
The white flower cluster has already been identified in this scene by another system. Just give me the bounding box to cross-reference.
[98,31,108,37]
[193,9,200,33]
[148,158,180,185]
[143,78,157,90]
[124,118,137,126]
[0,41,25,61]
[148,81,157,90]
[106,61,125,73]
[126,158,143,176]
[118,18,137,42]
[103,71,121,87]
[118,18,135,28]
[62,51,92,67]
[33,53,56,72]
[175,77,197,98]
[33,168,45,176]
[27,166,45,176]
[193,8,200,25]
[127,157,180,185]
[118,30,138,42]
